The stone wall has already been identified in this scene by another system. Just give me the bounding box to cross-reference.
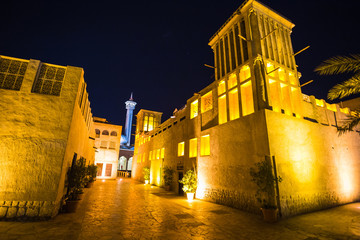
[0,200,58,220]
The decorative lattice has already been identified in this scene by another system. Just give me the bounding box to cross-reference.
[32,64,66,96]
[0,57,28,91]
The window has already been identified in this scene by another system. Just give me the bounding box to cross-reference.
[289,72,297,85]
[239,65,251,82]
[100,141,108,148]
[32,64,66,96]
[201,91,213,113]
[110,131,117,136]
[102,130,109,135]
[189,138,197,158]
[109,141,116,149]
[218,80,226,95]
[178,142,185,156]
[161,148,165,159]
[278,68,286,81]
[229,88,240,120]
[95,129,100,138]
[228,73,237,89]
[200,135,210,156]
[148,115,154,131]
[240,81,254,116]
[316,99,324,107]
[0,57,28,91]
[190,100,199,119]
[218,94,227,124]
[156,149,160,160]
[143,115,148,131]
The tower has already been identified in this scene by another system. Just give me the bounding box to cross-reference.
[124,93,137,147]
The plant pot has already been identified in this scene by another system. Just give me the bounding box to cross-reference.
[186,192,195,201]
[261,208,278,223]
[65,200,80,213]
[145,180,149,184]
[85,181,94,188]
[164,185,170,191]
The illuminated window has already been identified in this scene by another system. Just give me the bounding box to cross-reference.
[161,148,165,158]
[218,94,227,124]
[289,72,297,85]
[278,68,286,81]
[280,83,292,115]
[143,115,148,131]
[178,142,185,156]
[156,149,160,159]
[148,116,154,131]
[240,81,254,116]
[218,80,226,95]
[200,135,210,156]
[268,79,280,112]
[149,151,152,160]
[239,65,251,82]
[152,150,156,160]
[316,99,324,107]
[189,138,198,158]
[266,62,277,78]
[190,100,199,119]
[229,88,240,120]
[201,91,213,113]
[228,73,237,89]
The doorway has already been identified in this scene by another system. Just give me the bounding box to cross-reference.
[178,172,184,196]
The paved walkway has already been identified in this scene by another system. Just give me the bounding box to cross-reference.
[0,178,359,240]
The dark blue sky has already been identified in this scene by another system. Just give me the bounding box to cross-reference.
[1,0,359,128]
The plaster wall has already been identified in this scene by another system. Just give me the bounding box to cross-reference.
[0,58,94,219]
[266,109,360,216]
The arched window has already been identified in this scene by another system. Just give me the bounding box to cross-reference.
[110,131,117,136]
[95,129,100,138]
[102,130,109,135]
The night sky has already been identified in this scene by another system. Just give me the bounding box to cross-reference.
[1,0,360,130]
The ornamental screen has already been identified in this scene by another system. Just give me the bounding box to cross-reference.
[0,57,28,91]
[32,63,66,96]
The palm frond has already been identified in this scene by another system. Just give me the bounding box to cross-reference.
[315,54,360,75]
[327,74,360,100]
[337,111,360,136]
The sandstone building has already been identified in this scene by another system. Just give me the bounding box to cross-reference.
[132,0,360,217]
[94,117,122,179]
[0,55,95,219]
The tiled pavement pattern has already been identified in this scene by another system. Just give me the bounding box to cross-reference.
[0,178,359,240]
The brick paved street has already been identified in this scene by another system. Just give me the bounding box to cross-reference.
[0,178,359,240]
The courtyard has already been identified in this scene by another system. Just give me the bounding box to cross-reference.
[0,178,359,240]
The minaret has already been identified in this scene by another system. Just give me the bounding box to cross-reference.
[124,93,137,147]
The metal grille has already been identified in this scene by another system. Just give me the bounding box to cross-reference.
[0,57,28,91]
[32,64,66,96]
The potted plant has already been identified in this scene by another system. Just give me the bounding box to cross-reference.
[85,164,97,188]
[250,158,282,222]
[163,166,175,191]
[179,169,197,201]
[143,167,150,184]
[64,158,87,212]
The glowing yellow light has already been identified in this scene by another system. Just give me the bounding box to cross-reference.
[190,100,199,119]
[268,79,280,113]
[228,73,237,89]
[218,94,227,124]
[156,149,160,159]
[315,99,324,107]
[178,142,185,156]
[148,116,154,131]
[218,80,226,95]
[102,179,105,182]
[340,108,350,115]
[189,138,197,158]
[143,115,148,131]
[240,65,251,82]
[289,71,297,85]
[161,147,165,159]
[229,88,240,120]
[326,103,337,112]
[278,68,286,81]
[240,81,254,116]
[200,135,210,156]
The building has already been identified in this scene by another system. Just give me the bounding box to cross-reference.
[0,55,95,219]
[118,94,137,172]
[94,117,122,179]
[132,0,360,217]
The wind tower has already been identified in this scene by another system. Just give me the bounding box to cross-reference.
[124,93,137,147]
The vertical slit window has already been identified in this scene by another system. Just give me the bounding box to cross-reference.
[228,73,237,89]
[218,80,226,95]
[189,138,197,158]
[220,39,225,78]
[200,135,210,156]
[148,116,154,131]
[241,81,254,116]
[143,115,149,131]
[234,24,242,66]
[215,44,220,80]
[178,142,185,156]
[240,20,248,61]
[190,100,199,119]
[218,94,227,124]
[224,35,230,74]
[229,30,236,70]
[229,88,240,120]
